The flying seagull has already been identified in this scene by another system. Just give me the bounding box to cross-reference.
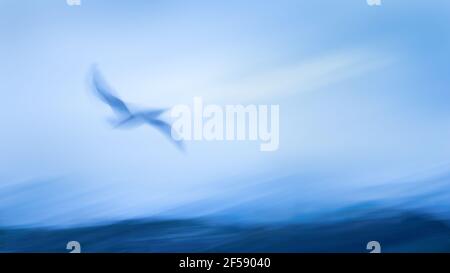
[91,67,184,151]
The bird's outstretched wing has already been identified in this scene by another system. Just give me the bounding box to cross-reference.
[137,108,168,119]
[92,68,131,117]
[146,118,185,151]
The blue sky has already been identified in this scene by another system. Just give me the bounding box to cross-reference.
[1,0,450,226]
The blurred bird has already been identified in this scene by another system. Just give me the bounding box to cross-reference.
[91,66,184,151]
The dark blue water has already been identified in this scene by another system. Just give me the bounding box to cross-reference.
[1,208,449,253]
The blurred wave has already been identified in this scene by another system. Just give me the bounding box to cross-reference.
[1,167,450,253]
[0,208,449,253]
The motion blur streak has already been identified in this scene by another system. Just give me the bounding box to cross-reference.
[1,0,450,252]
